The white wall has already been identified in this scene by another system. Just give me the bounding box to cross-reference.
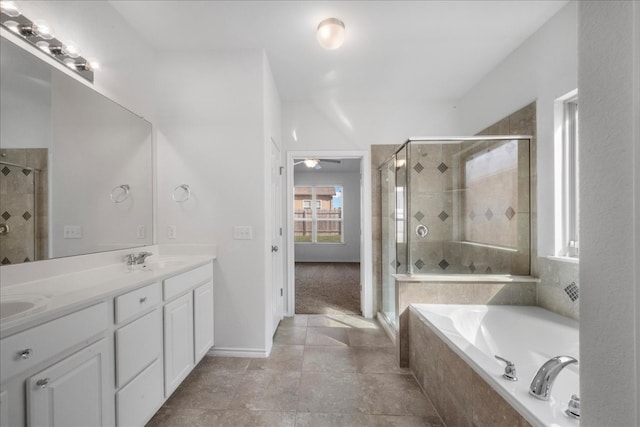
[154,49,274,355]
[283,100,460,152]
[578,1,639,425]
[456,1,578,258]
[294,171,361,262]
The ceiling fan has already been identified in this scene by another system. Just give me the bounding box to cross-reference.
[293,158,341,169]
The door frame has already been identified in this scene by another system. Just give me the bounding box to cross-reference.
[285,150,373,318]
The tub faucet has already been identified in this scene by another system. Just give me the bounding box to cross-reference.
[529,355,578,400]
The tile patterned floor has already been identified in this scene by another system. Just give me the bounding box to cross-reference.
[147,314,444,427]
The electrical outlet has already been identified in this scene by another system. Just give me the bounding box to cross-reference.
[136,225,145,239]
[63,225,82,239]
[167,225,177,239]
[233,226,253,240]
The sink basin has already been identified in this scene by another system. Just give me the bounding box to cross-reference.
[0,294,48,320]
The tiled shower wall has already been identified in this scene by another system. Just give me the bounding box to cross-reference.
[0,148,48,264]
[476,102,537,275]
[476,103,579,320]
[407,139,530,275]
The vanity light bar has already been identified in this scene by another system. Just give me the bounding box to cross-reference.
[0,6,95,83]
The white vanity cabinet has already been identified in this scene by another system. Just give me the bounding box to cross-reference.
[163,263,214,397]
[0,258,215,427]
[114,282,163,427]
[0,302,112,427]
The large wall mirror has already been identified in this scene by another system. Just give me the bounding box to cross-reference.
[0,36,153,265]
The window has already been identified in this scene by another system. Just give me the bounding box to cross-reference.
[294,185,343,243]
[555,91,579,257]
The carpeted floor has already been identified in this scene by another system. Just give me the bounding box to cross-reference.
[295,262,361,315]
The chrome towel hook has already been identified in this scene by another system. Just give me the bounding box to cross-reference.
[110,184,130,203]
[172,184,191,203]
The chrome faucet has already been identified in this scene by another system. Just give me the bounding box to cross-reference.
[134,251,153,264]
[529,355,578,400]
[124,251,153,267]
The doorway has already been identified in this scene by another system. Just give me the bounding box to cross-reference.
[286,151,373,318]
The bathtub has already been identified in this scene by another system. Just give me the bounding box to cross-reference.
[410,304,579,427]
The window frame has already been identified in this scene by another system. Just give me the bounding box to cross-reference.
[294,185,344,244]
[554,90,579,258]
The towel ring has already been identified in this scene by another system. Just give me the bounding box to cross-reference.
[110,184,130,203]
[172,184,191,203]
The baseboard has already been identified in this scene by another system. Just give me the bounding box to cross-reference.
[208,347,271,358]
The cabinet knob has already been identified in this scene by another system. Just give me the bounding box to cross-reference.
[18,348,33,360]
[36,378,50,389]
[139,297,147,303]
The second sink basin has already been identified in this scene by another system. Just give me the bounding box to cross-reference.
[0,294,49,320]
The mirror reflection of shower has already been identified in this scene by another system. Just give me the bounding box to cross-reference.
[0,149,48,264]
[379,136,531,327]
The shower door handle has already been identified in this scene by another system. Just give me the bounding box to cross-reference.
[0,223,8,235]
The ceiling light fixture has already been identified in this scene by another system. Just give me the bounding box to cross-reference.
[304,159,319,168]
[0,2,96,82]
[316,17,345,50]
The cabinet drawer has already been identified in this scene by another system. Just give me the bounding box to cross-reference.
[163,263,212,301]
[115,282,161,324]
[115,309,162,388]
[116,358,163,427]
[0,302,108,382]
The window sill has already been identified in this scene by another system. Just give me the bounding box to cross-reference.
[547,255,579,264]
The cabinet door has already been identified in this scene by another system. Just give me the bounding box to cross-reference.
[163,292,194,397]
[27,339,111,427]
[194,280,214,363]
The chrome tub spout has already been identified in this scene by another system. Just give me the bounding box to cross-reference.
[529,355,578,400]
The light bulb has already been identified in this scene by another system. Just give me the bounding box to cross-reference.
[87,58,100,70]
[63,58,76,69]
[304,159,319,168]
[32,19,54,39]
[62,41,80,58]
[316,18,345,50]
[3,19,20,34]
[0,1,21,18]
[35,40,50,52]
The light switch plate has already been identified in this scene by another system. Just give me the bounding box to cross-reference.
[233,226,253,240]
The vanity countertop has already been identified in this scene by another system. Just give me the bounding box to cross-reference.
[0,255,215,339]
